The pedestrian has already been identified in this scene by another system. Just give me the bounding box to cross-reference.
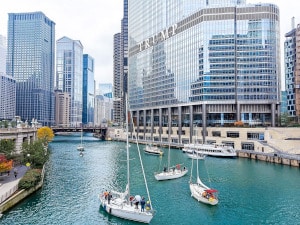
[140,197,146,212]
[104,190,108,199]
[13,168,18,179]
[107,192,112,204]
[134,199,139,209]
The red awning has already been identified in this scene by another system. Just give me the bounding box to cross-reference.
[205,189,218,193]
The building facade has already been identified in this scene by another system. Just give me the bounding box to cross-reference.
[128,0,281,144]
[56,36,83,127]
[54,89,71,127]
[284,21,300,122]
[82,54,95,126]
[7,12,55,125]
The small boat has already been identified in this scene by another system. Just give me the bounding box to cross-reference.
[154,142,188,181]
[79,151,84,157]
[183,143,236,157]
[187,151,206,160]
[189,157,218,205]
[144,144,163,156]
[99,95,154,223]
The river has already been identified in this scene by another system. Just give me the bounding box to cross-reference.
[1,134,300,225]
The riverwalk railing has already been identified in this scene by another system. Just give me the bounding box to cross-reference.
[0,183,18,204]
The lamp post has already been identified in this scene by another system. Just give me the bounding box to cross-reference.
[26,154,31,168]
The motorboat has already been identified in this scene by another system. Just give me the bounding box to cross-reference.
[144,144,163,156]
[186,151,206,160]
[183,143,236,157]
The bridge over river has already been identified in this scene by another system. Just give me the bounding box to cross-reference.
[51,126,107,140]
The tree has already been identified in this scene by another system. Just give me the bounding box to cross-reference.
[234,121,244,127]
[0,139,16,159]
[37,126,54,144]
[22,140,49,169]
[0,154,13,173]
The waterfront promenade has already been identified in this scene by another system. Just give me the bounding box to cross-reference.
[0,165,28,205]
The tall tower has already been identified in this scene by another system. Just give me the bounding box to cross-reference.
[82,54,95,126]
[7,12,55,125]
[56,36,83,127]
[0,34,16,120]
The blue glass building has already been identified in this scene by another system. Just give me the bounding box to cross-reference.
[56,36,83,127]
[7,12,55,125]
[82,54,95,125]
[128,0,280,143]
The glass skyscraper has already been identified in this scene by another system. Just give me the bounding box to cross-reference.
[83,54,95,126]
[56,36,83,127]
[128,0,280,143]
[7,12,55,125]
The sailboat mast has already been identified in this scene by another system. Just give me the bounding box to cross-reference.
[126,95,130,199]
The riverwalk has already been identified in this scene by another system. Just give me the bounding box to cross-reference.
[0,166,28,205]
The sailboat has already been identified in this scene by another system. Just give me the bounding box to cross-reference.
[154,139,188,181]
[189,157,218,205]
[144,142,163,156]
[99,95,154,223]
[77,129,84,151]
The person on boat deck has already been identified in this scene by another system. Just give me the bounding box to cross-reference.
[140,197,146,212]
[104,190,108,199]
[176,164,180,170]
[145,201,151,211]
[163,167,167,172]
[134,199,139,209]
[107,192,112,204]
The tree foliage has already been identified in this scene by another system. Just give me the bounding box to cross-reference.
[234,120,244,127]
[22,140,49,169]
[18,169,42,190]
[37,126,54,144]
[0,154,13,173]
[0,139,16,159]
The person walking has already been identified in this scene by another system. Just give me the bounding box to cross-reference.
[107,192,112,204]
[140,197,146,212]
[13,168,18,179]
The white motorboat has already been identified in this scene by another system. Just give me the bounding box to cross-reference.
[99,95,154,223]
[183,143,236,157]
[189,157,218,205]
[144,144,163,156]
[154,142,188,181]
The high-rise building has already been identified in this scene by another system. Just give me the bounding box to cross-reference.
[54,89,71,127]
[0,34,16,120]
[113,0,128,125]
[7,12,55,125]
[82,54,95,126]
[284,18,300,122]
[56,36,83,127]
[128,0,281,143]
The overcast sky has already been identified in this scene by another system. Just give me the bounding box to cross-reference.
[0,0,299,86]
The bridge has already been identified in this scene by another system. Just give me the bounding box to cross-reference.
[51,126,107,140]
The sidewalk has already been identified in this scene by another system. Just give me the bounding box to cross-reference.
[0,165,28,204]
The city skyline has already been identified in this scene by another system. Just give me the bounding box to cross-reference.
[0,0,299,86]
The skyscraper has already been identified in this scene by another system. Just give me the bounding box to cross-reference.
[83,54,95,126]
[56,36,83,127]
[284,18,300,122]
[7,12,55,125]
[0,34,16,120]
[128,0,280,143]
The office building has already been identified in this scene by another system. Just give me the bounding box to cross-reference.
[7,12,55,125]
[128,0,280,143]
[284,18,300,122]
[56,36,83,127]
[82,54,95,126]
[54,89,71,127]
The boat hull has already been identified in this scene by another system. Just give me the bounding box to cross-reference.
[189,183,218,205]
[99,195,153,223]
[183,143,236,157]
[155,169,188,181]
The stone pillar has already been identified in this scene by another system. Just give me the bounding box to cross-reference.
[159,108,162,142]
[271,103,276,127]
[151,109,154,141]
[189,105,193,144]
[178,106,182,144]
[143,110,146,140]
[168,107,171,143]
[236,103,240,121]
[202,103,207,144]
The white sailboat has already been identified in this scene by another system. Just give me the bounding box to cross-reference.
[99,95,154,223]
[189,157,218,205]
[154,139,188,181]
[77,129,84,151]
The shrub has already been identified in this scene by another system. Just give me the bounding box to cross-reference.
[18,169,42,190]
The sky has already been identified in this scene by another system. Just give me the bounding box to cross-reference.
[0,0,299,86]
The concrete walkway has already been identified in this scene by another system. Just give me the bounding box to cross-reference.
[0,166,28,204]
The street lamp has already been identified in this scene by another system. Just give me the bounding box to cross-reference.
[26,154,31,167]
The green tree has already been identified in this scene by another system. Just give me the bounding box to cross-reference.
[0,139,16,159]
[22,140,49,169]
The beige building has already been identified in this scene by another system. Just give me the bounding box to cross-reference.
[55,90,71,127]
